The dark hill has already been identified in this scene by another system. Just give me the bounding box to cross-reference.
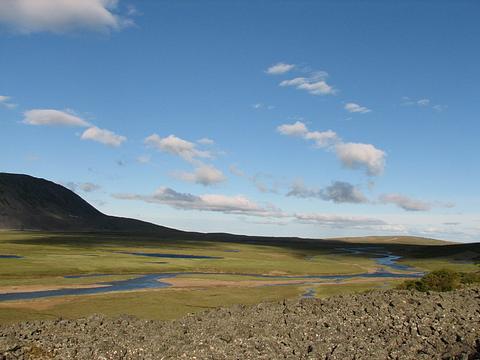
[0,172,182,234]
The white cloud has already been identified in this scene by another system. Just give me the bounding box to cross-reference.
[197,137,214,145]
[79,182,101,192]
[304,130,338,148]
[0,95,17,109]
[136,155,151,164]
[64,181,100,193]
[294,213,387,229]
[278,121,385,176]
[335,142,386,176]
[228,165,278,194]
[145,134,211,162]
[266,62,295,75]
[252,103,275,110]
[113,187,285,218]
[432,104,448,112]
[401,97,446,112]
[280,76,336,96]
[174,164,226,186]
[23,109,90,127]
[379,193,431,211]
[0,0,132,34]
[229,164,245,177]
[344,102,371,114]
[277,121,338,148]
[81,126,126,147]
[277,121,308,137]
[287,180,368,204]
[417,99,430,106]
[378,193,454,212]
[249,173,279,194]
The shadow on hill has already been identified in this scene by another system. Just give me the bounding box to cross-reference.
[5,231,480,263]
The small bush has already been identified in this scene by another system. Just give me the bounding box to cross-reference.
[398,269,480,292]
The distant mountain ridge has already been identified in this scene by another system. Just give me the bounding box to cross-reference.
[0,172,182,234]
[0,172,461,248]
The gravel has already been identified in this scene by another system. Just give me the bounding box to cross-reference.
[1,287,480,359]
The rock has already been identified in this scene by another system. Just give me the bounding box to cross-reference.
[1,287,480,359]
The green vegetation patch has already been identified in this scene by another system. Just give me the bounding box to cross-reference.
[398,269,480,292]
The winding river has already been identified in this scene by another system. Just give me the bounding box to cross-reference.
[0,248,422,302]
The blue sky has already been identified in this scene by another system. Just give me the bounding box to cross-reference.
[1,0,479,242]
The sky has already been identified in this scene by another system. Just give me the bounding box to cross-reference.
[0,0,479,242]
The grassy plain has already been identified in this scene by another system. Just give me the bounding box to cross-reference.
[0,231,478,323]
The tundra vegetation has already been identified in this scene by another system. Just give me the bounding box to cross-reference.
[0,231,478,323]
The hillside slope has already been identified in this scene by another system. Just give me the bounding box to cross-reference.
[0,172,181,234]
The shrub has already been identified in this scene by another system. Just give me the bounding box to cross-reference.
[398,269,480,292]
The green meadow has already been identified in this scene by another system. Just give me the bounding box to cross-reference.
[0,231,478,323]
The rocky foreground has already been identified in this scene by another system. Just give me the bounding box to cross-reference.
[1,287,480,360]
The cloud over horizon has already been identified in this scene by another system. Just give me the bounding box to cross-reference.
[113,187,286,218]
[288,180,368,204]
[294,213,387,229]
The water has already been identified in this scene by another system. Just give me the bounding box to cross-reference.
[64,274,115,279]
[0,255,22,259]
[0,270,422,302]
[0,274,175,302]
[119,252,222,259]
[0,248,423,302]
[337,247,416,272]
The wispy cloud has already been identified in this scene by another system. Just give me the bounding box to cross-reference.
[277,121,386,176]
[23,109,90,127]
[197,137,215,145]
[145,134,211,162]
[64,181,101,193]
[23,108,126,147]
[279,72,336,96]
[294,213,387,229]
[344,102,371,114]
[265,62,295,75]
[0,95,17,109]
[81,126,127,147]
[0,0,133,34]
[113,187,286,218]
[277,121,338,148]
[229,164,245,177]
[173,164,226,186]
[379,193,454,212]
[379,193,430,211]
[401,97,447,112]
[252,103,275,110]
[136,155,150,164]
[287,180,368,204]
[228,165,279,194]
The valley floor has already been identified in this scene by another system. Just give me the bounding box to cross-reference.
[0,231,478,323]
